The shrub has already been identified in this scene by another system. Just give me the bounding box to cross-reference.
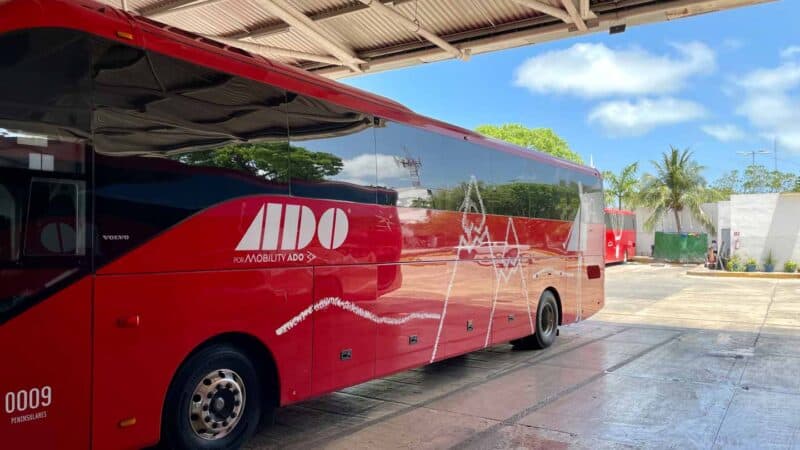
[764,250,775,266]
[726,254,743,272]
[785,260,798,273]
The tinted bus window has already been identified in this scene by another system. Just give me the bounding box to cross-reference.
[375,121,493,211]
[624,214,636,230]
[24,179,86,257]
[286,94,378,204]
[489,150,583,221]
[429,135,493,212]
[0,28,91,323]
[91,40,292,263]
[577,173,605,224]
[375,121,440,208]
[486,152,537,218]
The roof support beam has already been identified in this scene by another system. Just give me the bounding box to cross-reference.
[200,35,345,66]
[250,0,364,72]
[317,0,777,79]
[579,0,596,19]
[511,0,572,24]
[355,0,466,60]
[146,0,228,18]
[560,0,588,30]
[139,0,208,17]
[224,0,416,40]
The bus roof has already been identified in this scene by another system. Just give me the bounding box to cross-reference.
[0,0,600,178]
[604,208,635,215]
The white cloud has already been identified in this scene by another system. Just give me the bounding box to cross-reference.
[780,46,800,60]
[337,153,407,185]
[588,97,706,136]
[738,62,800,92]
[735,60,800,153]
[701,124,746,142]
[514,42,715,98]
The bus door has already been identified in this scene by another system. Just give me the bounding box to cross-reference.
[0,28,93,449]
[0,135,92,449]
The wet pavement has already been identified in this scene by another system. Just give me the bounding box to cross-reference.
[246,264,800,449]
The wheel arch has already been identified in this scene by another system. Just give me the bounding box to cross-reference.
[164,331,281,414]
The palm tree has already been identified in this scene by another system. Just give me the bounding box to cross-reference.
[603,162,639,210]
[636,147,714,234]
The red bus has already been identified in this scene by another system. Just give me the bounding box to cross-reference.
[0,1,605,448]
[604,208,636,264]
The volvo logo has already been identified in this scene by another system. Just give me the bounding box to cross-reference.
[236,203,349,251]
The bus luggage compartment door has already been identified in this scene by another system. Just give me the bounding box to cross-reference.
[311,265,377,395]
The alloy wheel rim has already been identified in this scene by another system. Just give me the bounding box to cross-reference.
[188,369,246,440]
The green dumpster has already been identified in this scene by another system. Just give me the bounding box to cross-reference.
[653,232,707,263]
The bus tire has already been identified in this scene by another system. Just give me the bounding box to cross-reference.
[162,344,262,450]
[513,291,559,350]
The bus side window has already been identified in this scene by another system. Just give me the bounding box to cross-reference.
[285,93,378,204]
[24,180,85,256]
[624,215,636,230]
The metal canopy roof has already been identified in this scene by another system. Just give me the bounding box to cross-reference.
[99,0,774,79]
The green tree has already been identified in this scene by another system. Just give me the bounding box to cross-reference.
[475,123,584,164]
[419,180,580,222]
[711,169,740,197]
[602,162,639,210]
[636,147,715,234]
[174,142,343,181]
[712,165,799,195]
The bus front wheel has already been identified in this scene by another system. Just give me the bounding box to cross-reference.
[512,291,559,350]
[162,344,263,450]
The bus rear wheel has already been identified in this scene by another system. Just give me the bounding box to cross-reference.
[512,291,559,350]
[162,344,263,450]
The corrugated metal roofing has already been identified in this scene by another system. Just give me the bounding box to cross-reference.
[96,0,774,78]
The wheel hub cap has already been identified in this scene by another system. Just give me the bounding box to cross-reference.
[188,369,246,440]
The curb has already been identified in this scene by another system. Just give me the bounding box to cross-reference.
[686,267,800,279]
[630,256,655,263]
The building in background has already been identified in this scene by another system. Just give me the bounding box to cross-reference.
[634,193,800,267]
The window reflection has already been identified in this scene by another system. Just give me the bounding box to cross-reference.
[374,121,597,222]
[286,94,380,204]
[24,180,85,257]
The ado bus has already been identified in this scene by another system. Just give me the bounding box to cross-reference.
[0,1,605,448]
[604,208,636,264]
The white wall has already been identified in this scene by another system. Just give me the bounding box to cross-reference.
[631,194,800,265]
[730,193,800,267]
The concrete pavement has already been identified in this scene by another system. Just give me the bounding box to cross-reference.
[246,263,800,449]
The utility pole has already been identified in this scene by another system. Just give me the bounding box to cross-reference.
[737,149,771,166]
[774,138,778,171]
[393,147,422,187]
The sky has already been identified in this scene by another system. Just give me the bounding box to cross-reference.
[342,0,800,183]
